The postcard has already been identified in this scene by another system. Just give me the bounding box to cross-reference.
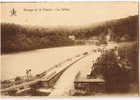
[0,1,139,97]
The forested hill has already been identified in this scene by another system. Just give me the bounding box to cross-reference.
[1,15,138,54]
[1,23,75,53]
[72,15,138,40]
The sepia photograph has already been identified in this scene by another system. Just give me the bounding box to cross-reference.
[0,1,139,97]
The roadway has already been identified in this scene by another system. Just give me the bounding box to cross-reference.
[1,43,118,96]
[49,43,117,96]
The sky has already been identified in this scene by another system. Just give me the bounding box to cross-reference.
[1,2,138,27]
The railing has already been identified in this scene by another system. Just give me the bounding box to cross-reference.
[1,51,89,95]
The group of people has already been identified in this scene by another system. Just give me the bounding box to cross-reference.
[25,69,32,80]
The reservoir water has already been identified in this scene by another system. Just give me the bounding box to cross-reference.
[1,45,94,81]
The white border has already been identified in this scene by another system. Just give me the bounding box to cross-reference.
[0,0,139,2]
[0,0,139,100]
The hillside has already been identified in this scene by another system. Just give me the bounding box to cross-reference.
[1,15,138,53]
[1,23,75,53]
[74,15,138,41]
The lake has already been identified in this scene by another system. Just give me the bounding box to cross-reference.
[1,45,94,81]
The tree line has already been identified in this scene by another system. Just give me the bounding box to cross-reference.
[1,15,138,53]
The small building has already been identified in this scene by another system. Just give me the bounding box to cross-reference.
[68,35,75,40]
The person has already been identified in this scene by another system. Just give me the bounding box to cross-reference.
[114,46,120,60]
[29,69,32,77]
[26,69,29,80]
[26,69,32,80]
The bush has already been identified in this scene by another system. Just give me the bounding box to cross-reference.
[90,42,138,93]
